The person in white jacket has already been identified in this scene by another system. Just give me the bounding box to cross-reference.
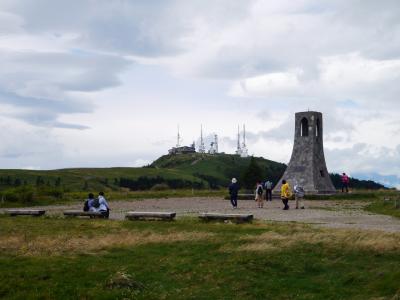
[294,183,305,209]
[98,192,110,218]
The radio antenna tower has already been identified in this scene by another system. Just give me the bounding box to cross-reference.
[199,125,206,153]
[214,134,218,153]
[241,124,248,157]
[235,125,242,155]
[176,125,181,147]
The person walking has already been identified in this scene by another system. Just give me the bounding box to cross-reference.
[341,173,350,193]
[264,180,273,201]
[228,178,239,209]
[255,181,264,208]
[280,179,292,210]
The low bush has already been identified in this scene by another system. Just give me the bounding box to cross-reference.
[150,183,170,191]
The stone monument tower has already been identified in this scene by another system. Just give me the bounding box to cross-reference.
[273,111,336,194]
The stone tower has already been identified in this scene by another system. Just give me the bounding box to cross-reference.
[273,111,336,194]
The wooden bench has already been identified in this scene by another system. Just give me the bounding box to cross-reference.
[63,210,105,218]
[199,213,253,223]
[6,209,46,217]
[125,211,176,221]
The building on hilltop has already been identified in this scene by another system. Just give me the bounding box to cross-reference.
[168,144,196,155]
[168,126,196,155]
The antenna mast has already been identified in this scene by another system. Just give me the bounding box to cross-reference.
[235,125,242,155]
[199,124,205,153]
[176,125,181,148]
[241,124,248,157]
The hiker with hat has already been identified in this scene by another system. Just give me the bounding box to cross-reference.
[228,178,239,209]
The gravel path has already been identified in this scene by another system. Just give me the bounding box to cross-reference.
[2,197,400,232]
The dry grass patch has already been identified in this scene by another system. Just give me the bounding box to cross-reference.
[231,226,400,253]
[0,230,214,256]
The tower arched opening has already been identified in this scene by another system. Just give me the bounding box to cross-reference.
[300,117,309,137]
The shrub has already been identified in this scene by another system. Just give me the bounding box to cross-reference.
[150,183,170,191]
[0,186,34,203]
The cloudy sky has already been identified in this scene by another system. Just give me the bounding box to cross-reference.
[0,0,399,188]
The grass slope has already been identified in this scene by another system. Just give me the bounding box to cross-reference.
[152,153,286,186]
[0,216,399,299]
[0,167,205,192]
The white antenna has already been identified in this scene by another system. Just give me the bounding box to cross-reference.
[176,125,181,147]
[199,124,205,153]
[235,125,242,155]
[243,124,246,147]
[241,124,248,157]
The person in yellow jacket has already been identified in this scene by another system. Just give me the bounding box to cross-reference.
[280,179,292,210]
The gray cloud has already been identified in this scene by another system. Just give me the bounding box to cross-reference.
[0,50,131,128]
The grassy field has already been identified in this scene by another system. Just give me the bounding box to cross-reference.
[0,189,227,208]
[365,192,400,219]
[0,216,399,299]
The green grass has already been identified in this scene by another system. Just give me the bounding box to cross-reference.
[0,167,206,191]
[0,189,226,208]
[305,191,381,201]
[152,153,286,185]
[0,217,399,299]
[365,198,400,219]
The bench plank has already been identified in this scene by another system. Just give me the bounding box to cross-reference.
[63,210,104,217]
[199,213,253,223]
[6,209,45,216]
[126,211,176,221]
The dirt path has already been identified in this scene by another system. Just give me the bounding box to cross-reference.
[2,197,400,232]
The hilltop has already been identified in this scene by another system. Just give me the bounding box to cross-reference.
[151,153,287,188]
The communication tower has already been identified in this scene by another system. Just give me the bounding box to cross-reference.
[198,125,206,153]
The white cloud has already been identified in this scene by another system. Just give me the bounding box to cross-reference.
[0,0,399,187]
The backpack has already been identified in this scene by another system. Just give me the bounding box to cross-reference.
[83,200,89,212]
[92,198,100,208]
[257,185,263,195]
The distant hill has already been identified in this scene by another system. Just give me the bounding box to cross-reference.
[151,153,287,188]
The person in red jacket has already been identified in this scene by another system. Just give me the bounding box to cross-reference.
[341,173,350,193]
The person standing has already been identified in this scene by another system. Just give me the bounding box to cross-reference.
[264,180,273,201]
[341,173,350,193]
[228,178,239,209]
[280,180,292,210]
[98,192,110,218]
[294,183,305,209]
[255,181,264,208]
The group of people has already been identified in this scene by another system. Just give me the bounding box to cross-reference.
[228,178,306,210]
[83,192,110,218]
